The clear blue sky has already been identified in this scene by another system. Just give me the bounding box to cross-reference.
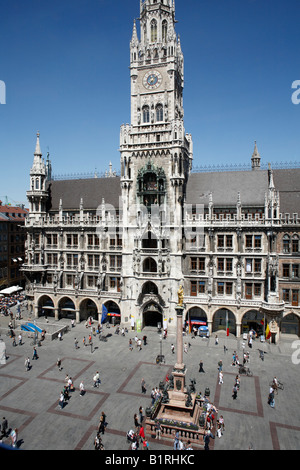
[0,0,299,205]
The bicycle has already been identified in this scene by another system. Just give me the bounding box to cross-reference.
[269,379,284,393]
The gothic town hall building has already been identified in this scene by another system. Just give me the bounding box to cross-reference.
[23,0,300,343]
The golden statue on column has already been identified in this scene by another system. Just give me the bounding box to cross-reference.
[177,284,184,307]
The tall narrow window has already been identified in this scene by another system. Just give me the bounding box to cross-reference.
[162,20,167,42]
[156,104,163,122]
[142,105,150,123]
[283,235,290,253]
[151,19,157,42]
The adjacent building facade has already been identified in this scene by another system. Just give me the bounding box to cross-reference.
[0,202,28,289]
[22,0,300,342]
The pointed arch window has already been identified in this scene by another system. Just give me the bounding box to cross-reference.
[162,20,167,42]
[142,105,150,123]
[292,235,299,253]
[151,19,157,42]
[283,235,290,254]
[156,104,163,122]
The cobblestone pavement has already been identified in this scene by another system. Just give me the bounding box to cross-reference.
[0,305,300,452]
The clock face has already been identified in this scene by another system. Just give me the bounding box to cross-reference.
[143,71,162,90]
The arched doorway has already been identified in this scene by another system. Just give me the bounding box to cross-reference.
[213,308,236,336]
[280,313,300,337]
[80,298,98,321]
[242,310,264,336]
[186,307,207,331]
[38,295,55,318]
[58,297,76,320]
[143,302,163,328]
[104,300,121,325]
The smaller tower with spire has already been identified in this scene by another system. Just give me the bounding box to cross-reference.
[251,141,261,170]
[27,132,48,220]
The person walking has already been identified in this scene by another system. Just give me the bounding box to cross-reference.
[218,371,223,385]
[219,415,225,434]
[59,391,65,409]
[94,432,101,450]
[142,438,149,450]
[32,347,38,360]
[199,360,205,373]
[173,430,180,450]
[68,376,74,391]
[155,420,162,440]
[79,381,85,396]
[141,378,146,394]
[129,339,133,351]
[216,421,222,438]
[268,390,275,408]
[204,430,215,450]
[1,417,8,438]
[139,406,144,425]
[18,333,22,346]
[74,338,79,349]
[232,384,238,400]
[171,344,175,354]
[151,388,156,405]
[99,412,107,435]
[134,413,139,430]
[25,357,31,372]
[57,358,62,371]
[93,371,100,388]
[139,424,145,442]
[10,428,18,448]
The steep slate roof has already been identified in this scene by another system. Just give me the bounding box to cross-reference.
[185,170,269,207]
[46,177,122,212]
[45,168,300,215]
[273,169,300,215]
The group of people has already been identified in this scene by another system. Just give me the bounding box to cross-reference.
[0,417,18,448]
[128,407,148,450]
[58,374,87,409]
[128,334,147,351]
[173,430,194,450]
[0,293,26,317]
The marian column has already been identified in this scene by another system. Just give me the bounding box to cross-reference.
[172,285,187,398]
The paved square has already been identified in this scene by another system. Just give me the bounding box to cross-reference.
[1,316,300,451]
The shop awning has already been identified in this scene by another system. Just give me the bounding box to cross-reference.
[0,286,23,295]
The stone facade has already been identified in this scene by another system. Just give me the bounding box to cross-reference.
[22,0,300,342]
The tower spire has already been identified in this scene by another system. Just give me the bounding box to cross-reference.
[251,141,261,170]
[131,19,139,46]
[35,131,42,156]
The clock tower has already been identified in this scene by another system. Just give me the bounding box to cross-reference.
[119,0,193,330]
